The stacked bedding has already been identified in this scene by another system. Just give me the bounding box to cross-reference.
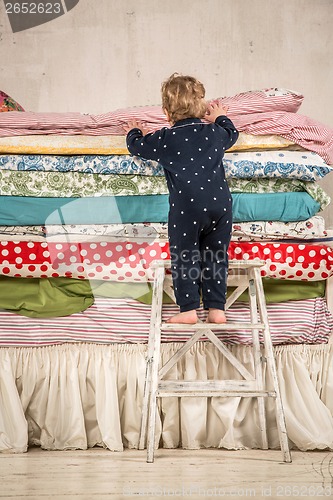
[1,87,333,454]
[0,296,331,346]
[0,88,332,345]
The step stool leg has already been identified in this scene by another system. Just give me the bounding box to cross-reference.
[146,265,165,463]
[139,265,165,452]
[253,267,292,463]
[248,271,268,449]
[138,356,153,450]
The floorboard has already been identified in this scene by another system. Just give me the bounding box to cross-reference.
[0,447,332,499]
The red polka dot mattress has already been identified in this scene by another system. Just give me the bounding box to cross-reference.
[0,239,332,281]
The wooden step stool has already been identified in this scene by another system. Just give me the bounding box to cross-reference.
[139,259,291,463]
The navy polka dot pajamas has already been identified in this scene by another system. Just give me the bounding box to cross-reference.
[127,116,239,312]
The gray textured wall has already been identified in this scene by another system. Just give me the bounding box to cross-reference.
[0,0,332,225]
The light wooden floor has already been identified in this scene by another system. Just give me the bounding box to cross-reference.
[1,447,333,499]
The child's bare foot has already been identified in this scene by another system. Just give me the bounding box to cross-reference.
[207,308,227,324]
[166,310,198,324]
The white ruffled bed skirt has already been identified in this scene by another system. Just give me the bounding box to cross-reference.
[0,342,332,453]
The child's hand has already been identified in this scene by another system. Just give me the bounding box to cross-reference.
[205,102,229,122]
[123,120,150,135]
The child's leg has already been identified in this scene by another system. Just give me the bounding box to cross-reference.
[200,210,232,320]
[167,212,202,323]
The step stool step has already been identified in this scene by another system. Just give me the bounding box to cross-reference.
[157,380,276,395]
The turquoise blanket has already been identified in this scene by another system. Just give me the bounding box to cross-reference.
[0,192,320,225]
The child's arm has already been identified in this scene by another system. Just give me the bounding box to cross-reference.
[123,121,162,162]
[206,102,239,148]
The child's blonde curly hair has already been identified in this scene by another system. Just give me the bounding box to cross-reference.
[161,73,207,124]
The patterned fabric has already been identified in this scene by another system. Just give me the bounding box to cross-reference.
[0,218,327,242]
[0,240,332,281]
[0,223,170,240]
[43,222,169,240]
[229,242,333,280]
[0,296,330,346]
[231,217,328,241]
[0,132,294,155]
[0,91,24,112]
[224,150,332,181]
[0,225,46,238]
[0,170,169,197]
[1,150,331,182]
[43,220,327,241]
[2,171,328,221]
[0,154,164,176]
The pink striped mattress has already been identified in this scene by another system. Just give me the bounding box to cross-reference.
[0,240,332,281]
[0,296,331,347]
[0,87,303,134]
[0,88,331,163]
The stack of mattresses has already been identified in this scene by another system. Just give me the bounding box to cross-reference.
[1,88,333,454]
[0,88,332,346]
